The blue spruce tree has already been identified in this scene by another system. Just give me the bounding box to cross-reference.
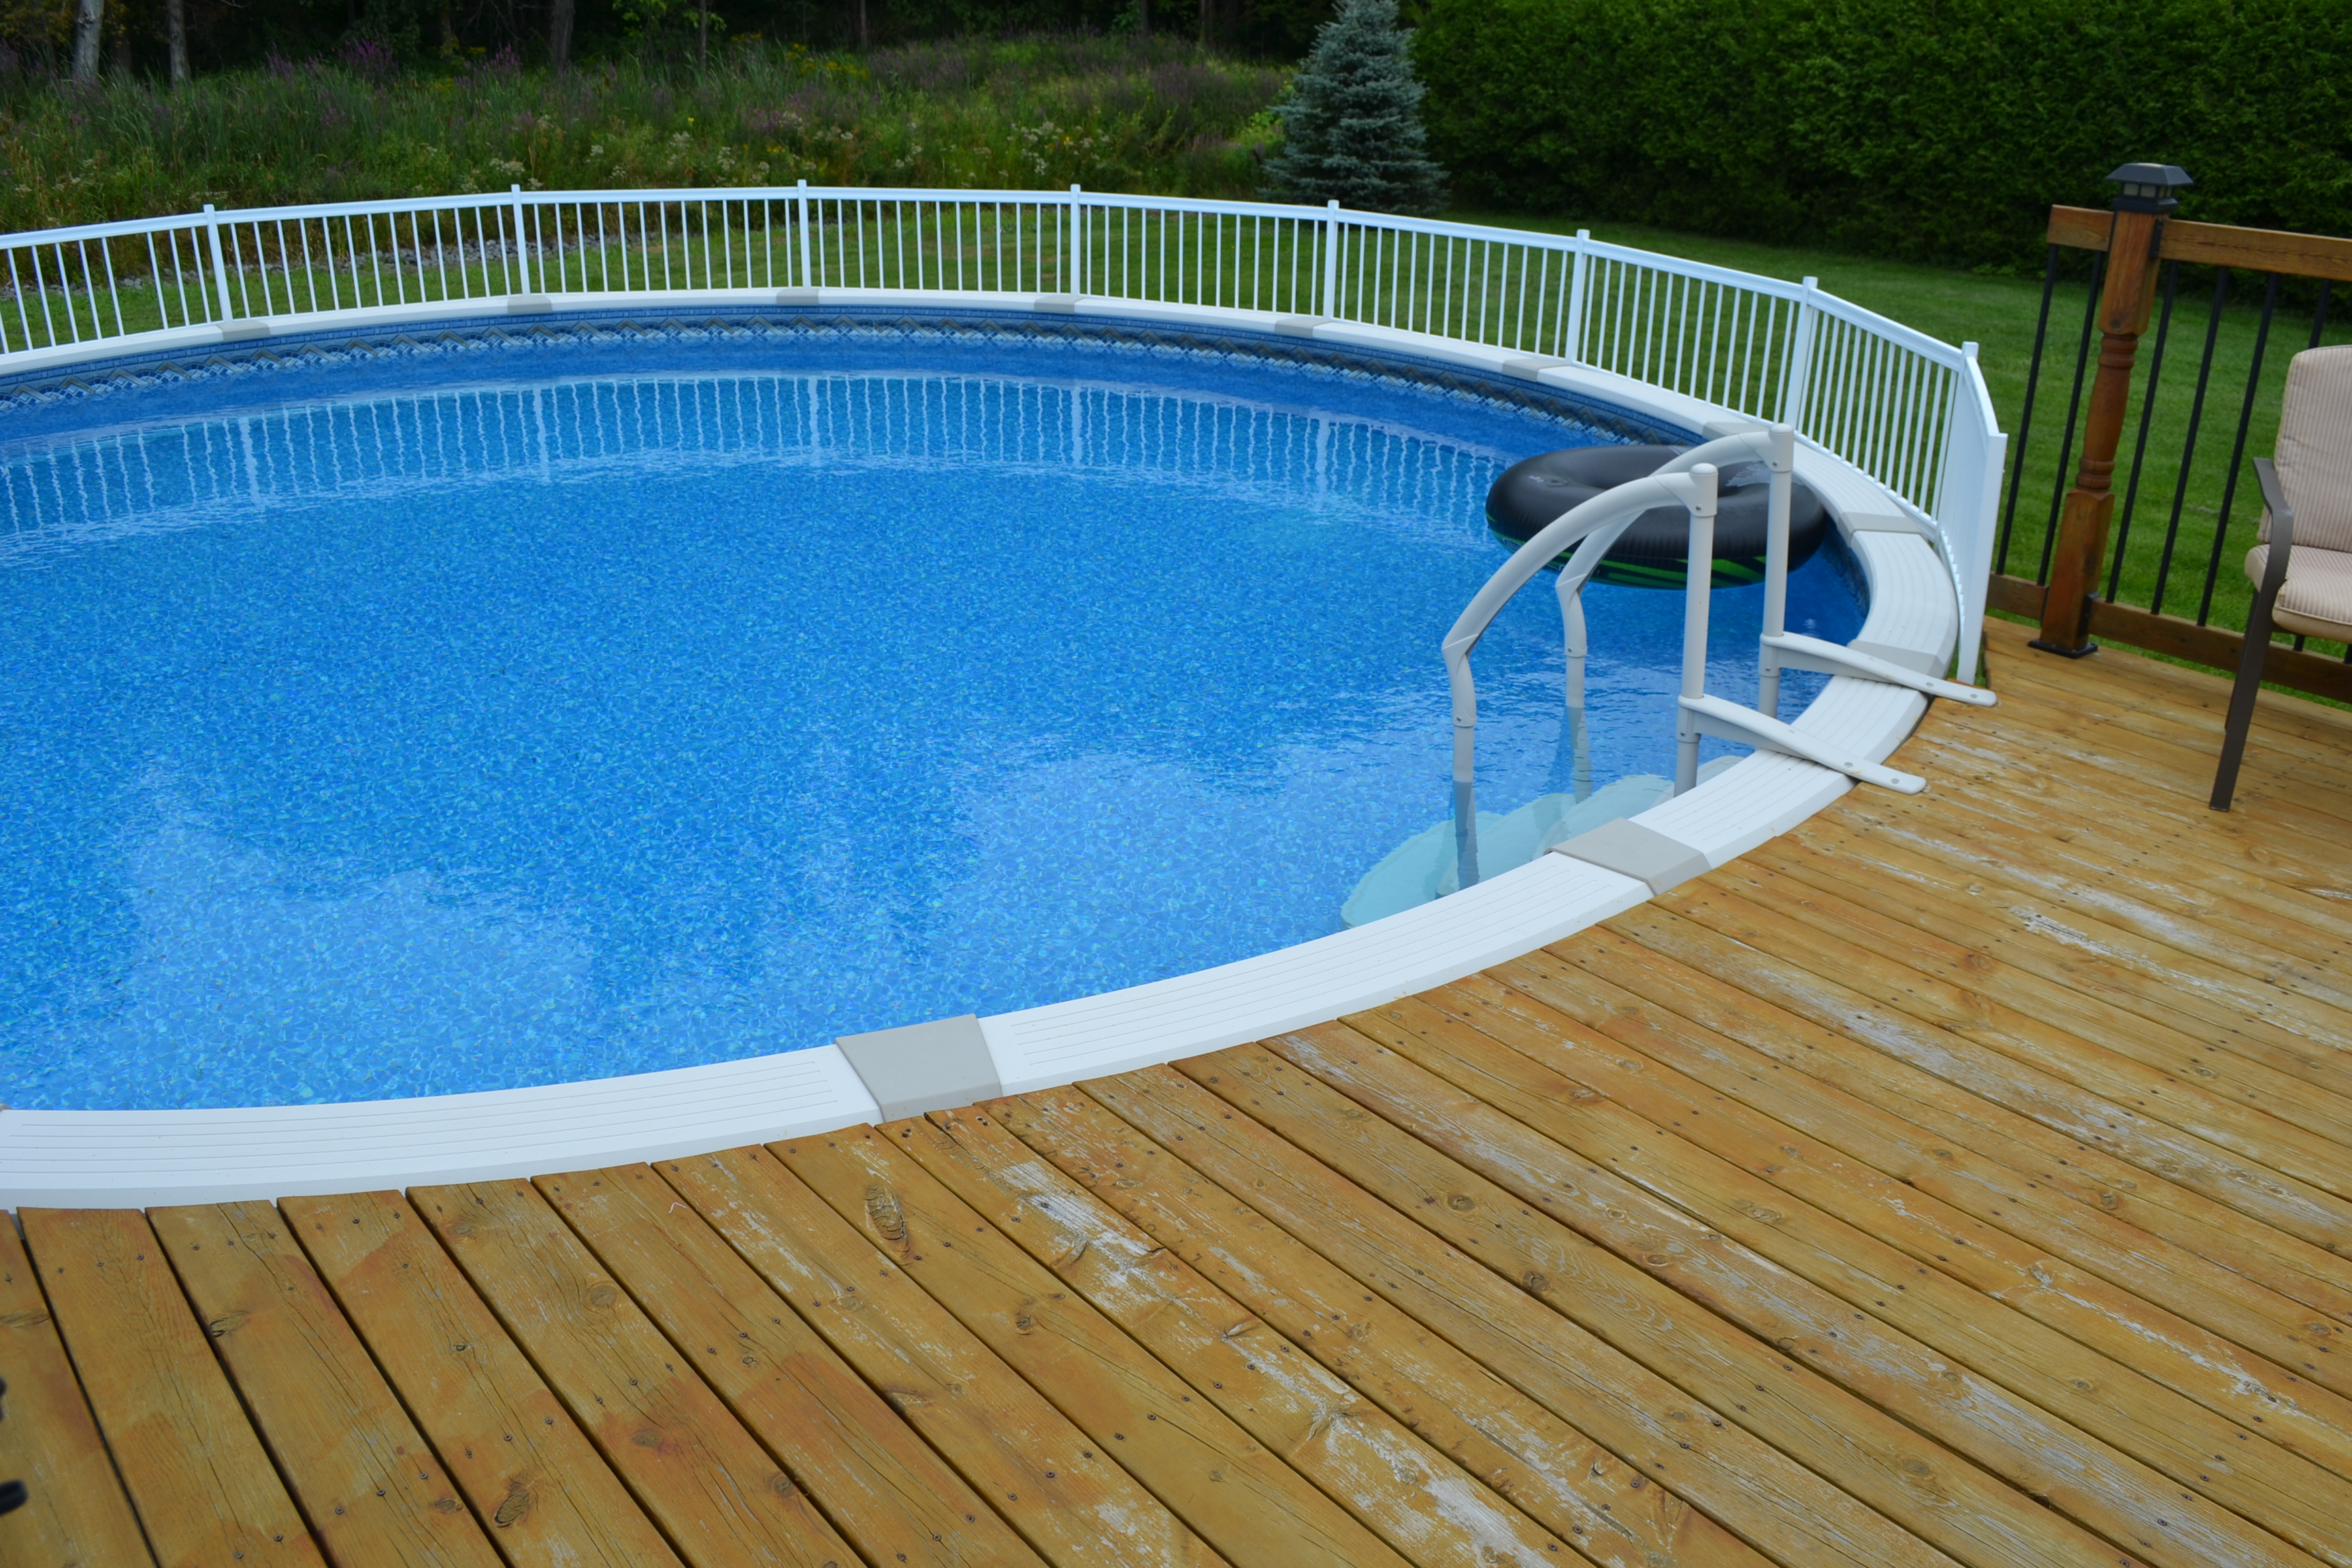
[1267,0,1447,216]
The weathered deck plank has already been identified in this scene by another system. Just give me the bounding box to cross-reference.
[1470,954,2352,1398]
[985,1085,1780,1568]
[1607,900,2352,1254]
[1752,830,2352,1088]
[1188,1040,2303,1568]
[774,1125,1416,1568]
[1694,857,2352,1152]
[1332,999,2352,1518]
[1556,921,2352,1320]
[897,1107,1578,1568]
[658,1143,1228,1568]
[1087,1063,1966,1568]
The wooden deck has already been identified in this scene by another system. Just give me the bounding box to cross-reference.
[7,615,2351,1568]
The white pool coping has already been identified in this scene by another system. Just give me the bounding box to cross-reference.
[0,292,1960,1209]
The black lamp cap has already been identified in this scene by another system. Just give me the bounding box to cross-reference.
[2107,162,2192,213]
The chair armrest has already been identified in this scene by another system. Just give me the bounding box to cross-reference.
[2253,457,2295,598]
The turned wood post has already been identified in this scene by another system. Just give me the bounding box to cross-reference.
[2032,163,2193,656]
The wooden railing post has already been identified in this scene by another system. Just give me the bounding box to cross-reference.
[2032,162,2192,656]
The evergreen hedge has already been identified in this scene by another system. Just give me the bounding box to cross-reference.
[1411,0,2352,270]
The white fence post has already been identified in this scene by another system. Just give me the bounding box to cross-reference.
[510,184,532,295]
[1779,274,1820,429]
[796,180,814,289]
[1322,199,1341,318]
[1561,229,1590,363]
[202,203,234,323]
[1069,184,1083,297]
[1948,342,2006,687]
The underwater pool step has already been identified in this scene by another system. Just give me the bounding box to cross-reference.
[1341,760,1738,928]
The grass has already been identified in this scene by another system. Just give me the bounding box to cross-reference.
[1455,210,2352,665]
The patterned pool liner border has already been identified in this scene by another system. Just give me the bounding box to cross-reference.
[0,302,1692,451]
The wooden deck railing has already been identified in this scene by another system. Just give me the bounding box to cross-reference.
[1992,174,2352,702]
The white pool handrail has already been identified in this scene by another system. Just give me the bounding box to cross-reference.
[1440,463,1718,887]
[1443,421,2002,886]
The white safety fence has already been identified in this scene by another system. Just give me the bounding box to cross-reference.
[0,183,2003,676]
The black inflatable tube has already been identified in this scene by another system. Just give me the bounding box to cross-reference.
[1484,444,1831,589]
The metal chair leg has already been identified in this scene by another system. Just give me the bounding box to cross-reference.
[2211,599,2275,811]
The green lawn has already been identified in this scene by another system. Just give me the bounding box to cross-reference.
[1455,210,2352,664]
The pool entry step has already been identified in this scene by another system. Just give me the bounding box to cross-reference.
[1341,761,1735,928]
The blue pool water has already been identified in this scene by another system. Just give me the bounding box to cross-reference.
[0,327,1862,1109]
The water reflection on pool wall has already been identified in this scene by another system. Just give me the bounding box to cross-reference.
[0,344,1861,1109]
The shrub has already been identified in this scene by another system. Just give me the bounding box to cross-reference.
[1412,0,2352,269]
[1264,0,1443,214]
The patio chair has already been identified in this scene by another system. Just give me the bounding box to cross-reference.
[2212,344,2352,811]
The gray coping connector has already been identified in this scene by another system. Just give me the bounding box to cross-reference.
[835,1013,1003,1121]
[1549,817,1714,896]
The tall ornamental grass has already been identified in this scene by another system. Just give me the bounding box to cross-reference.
[0,34,1290,232]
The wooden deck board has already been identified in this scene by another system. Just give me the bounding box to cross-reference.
[1697,853,2352,1147]
[1336,998,2352,1510]
[409,1177,860,1568]
[1088,1064,1964,1568]
[283,1188,687,1568]
[982,1085,1776,1568]
[1563,915,2352,1313]
[774,1124,1416,1568]
[1786,805,2352,1022]
[19,1207,327,1568]
[1190,1038,2296,1568]
[146,1200,502,1568]
[659,1143,1229,1568]
[1657,877,2352,1192]
[898,1107,1577,1568]
[0,1216,152,1568]
[1471,954,2352,1398]
[535,1162,1048,1568]
[12,617,2352,1568]
[1756,829,2352,1079]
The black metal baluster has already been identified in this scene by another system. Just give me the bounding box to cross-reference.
[2197,271,2281,625]
[2036,246,2106,584]
[2107,259,2180,601]
[2150,266,2231,617]
[1996,244,2063,575]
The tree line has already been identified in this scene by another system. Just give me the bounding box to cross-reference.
[2,0,1344,79]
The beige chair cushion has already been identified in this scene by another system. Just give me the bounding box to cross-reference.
[2264,344,2352,553]
[2246,543,2352,642]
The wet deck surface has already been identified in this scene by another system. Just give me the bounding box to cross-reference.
[7,615,2351,1568]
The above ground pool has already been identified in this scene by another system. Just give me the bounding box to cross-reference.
[0,316,1863,1109]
